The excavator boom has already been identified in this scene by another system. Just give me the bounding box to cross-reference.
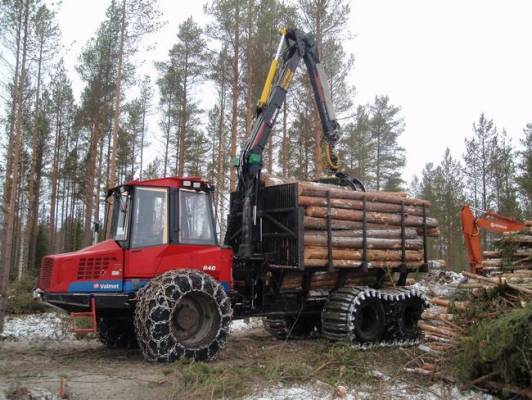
[460,204,525,273]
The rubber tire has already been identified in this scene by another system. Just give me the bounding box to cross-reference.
[352,297,386,343]
[98,317,138,349]
[263,314,321,339]
[134,270,232,362]
[395,297,423,340]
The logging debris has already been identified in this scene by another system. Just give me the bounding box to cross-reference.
[406,269,532,398]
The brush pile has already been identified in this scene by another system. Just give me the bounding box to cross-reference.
[481,220,532,273]
[406,271,532,398]
[262,175,439,271]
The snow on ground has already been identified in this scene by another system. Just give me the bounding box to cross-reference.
[0,312,73,341]
[0,312,263,341]
[246,379,495,400]
[230,317,264,333]
[412,269,466,297]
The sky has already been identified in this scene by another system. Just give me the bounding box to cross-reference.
[50,0,532,181]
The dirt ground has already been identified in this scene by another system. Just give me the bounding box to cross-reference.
[0,322,493,400]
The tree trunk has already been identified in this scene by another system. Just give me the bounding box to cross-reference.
[139,104,146,179]
[2,4,23,227]
[215,65,226,225]
[0,0,30,333]
[229,1,240,192]
[84,111,104,246]
[25,32,46,273]
[106,0,127,236]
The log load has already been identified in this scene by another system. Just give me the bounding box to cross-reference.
[259,174,439,277]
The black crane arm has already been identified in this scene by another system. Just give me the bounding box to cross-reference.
[233,28,346,258]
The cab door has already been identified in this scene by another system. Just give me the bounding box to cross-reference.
[124,187,169,277]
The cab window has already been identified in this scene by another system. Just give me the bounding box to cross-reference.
[179,190,216,245]
[109,190,130,242]
[130,187,168,248]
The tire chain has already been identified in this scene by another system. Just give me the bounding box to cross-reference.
[134,270,233,362]
[321,286,429,345]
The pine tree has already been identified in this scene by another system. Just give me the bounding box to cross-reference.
[491,130,520,217]
[341,105,374,185]
[205,0,243,191]
[368,96,405,191]
[517,123,532,218]
[47,59,75,254]
[24,2,60,272]
[107,0,162,191]
[0,0,31,333]
[138,76,152,180]
[295,0,353,178]
[463,113,497,211]
[169,17,207,176]
[415,151,466,269]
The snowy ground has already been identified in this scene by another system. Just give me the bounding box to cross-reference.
[412,269,465,298]
[1,310,496,400]
[246,381,494,400]
[246,376,495,400]
[0,312,73,341]
[0,312,261,341]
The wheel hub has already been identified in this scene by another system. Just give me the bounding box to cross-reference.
[170,291,220,347]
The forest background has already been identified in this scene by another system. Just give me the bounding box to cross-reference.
[0,0,530,291]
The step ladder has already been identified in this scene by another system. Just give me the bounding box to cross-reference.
[70,297,97,334]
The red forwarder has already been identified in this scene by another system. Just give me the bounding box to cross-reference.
[35,28,429,362]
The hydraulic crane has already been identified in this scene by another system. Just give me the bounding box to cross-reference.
[460,204,526,273]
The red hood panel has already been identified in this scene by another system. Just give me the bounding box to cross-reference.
[39,240,124,292]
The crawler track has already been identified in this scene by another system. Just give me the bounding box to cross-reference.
[321,286,429,346]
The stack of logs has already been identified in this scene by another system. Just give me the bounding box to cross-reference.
[408,271,532,381]
[481,220,532,273]
[262,175,440,272]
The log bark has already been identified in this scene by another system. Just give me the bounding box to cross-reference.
[418,322,458,338]
[501,234,532,243]
[304,247,423,261]
[304,228,418,239]
[481,259,503,267]
[261,174,408,197]
[304,259,423,268]
[304,234,423,250]
[430,297,469,311]
[462,271,532,295]
[421,309,455,321]
[298,196,425,216]
[298,182,430,207]
[305,206,438,228]
[303,217,439,237]
[482,250,501,258]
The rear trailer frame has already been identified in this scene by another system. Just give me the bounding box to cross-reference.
[225,182,429,317]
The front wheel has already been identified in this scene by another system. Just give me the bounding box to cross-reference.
[134,270,232,362]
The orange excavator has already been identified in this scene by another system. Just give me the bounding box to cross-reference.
[460,204,526,274]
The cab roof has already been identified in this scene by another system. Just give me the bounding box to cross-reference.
[108,176,211,193]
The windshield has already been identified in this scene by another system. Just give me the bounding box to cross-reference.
[130,187,168,248]
[179,190,216,245]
